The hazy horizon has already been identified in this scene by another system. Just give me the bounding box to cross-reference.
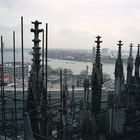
[0,0,140,50]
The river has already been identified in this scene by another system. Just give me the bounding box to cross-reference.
[1,50,127,79]
[48,58,127,79]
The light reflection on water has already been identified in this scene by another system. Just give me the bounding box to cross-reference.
[1,51,127,79]
[48,58,127,79]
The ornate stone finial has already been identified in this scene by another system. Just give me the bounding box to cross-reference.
[95,36,102,67]
[117,40,123,47]
[31,21,43,32]
[31,20,43,45]
[95,35,102,46]
[130,43,133,47]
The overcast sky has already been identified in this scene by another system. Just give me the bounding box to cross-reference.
[0,0,140,50]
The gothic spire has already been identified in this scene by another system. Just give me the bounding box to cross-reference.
[26,20,43,140]
[91,35,103,114]
[114,40,125,106]
[135,44,140,77]
[127,43,133,84]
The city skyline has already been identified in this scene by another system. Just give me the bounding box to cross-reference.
[0,0,140,50]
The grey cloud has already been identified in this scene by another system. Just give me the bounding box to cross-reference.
[0,0,140,49]
[0,0,19,9]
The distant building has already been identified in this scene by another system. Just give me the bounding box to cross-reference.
[0,73,13,84]
[102,48,109,56]
[76,74,91,87]
[0,64,29,79]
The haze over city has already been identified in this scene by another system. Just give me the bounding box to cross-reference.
[0,0,140,50]
[1,0,140,139]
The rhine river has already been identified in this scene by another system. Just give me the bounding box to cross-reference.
[2,50,127,79]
